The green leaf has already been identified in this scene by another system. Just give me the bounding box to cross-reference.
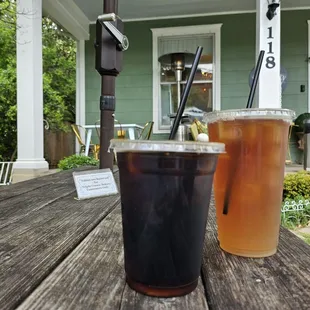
[58,155,99,170]
[0,2,76,160]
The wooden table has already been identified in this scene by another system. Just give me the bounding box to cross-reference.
[1,168,310,310]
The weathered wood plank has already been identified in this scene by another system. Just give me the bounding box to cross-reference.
[17,206,209,310]
[202,201,310,310]
[0,166,109,203]
[0,166,111,228]
[120,277,208,310]
[0,177,76,229]
[0,173,120,310]
[0,170,72,202]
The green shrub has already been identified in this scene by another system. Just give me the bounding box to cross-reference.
[58,155,99,170]
[283,171,310,200]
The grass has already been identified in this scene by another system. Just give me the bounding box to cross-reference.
[281,212,310,230]
[281,199,310,246]
[281,197,310,230]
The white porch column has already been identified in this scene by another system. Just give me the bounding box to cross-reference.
[75,40,86,154]
[13,0,49,182]
[256,0,281,108]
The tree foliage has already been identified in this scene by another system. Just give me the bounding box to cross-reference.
[42,18,76,131]
[0,0,76,161]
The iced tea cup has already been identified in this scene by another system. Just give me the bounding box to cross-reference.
[109,139,225,297]
[204,109,295,258]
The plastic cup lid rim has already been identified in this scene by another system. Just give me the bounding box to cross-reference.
[109,139,225,154]
[204,108,296,123]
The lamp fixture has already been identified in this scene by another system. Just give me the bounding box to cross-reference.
[266,0,280,21]
[158,52,195,108]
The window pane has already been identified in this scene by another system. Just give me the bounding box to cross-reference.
[161,63,213,83]
[158,35,213,56]
[160,83,212,127]
[160,39,214,83]
[160,85,173,126]
[185,56,213,81]
[158,34,215,129]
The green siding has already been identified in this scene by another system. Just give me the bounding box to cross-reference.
[85,10,310,162]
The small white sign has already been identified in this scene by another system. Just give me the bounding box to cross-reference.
[73,169,118,200]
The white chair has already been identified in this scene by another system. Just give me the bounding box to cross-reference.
[0,162,14,185]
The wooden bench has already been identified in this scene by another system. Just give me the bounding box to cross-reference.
[0,168,309,309]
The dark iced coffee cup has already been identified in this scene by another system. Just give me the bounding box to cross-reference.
[110,139,225,297]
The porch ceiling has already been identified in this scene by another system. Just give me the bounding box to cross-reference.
[73,0,310,21]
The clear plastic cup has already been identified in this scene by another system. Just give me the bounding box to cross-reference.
[109,139,225,297]
[204,108,295,258]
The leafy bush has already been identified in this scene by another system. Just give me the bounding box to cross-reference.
[281,196,310,229]
[58,155,99,170]
[283,171,310,200]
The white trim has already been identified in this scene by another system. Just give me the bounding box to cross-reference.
[43,0,89,40]
[256,0,281,109]
[76,40,86,154]
[151,24,222,134]
[308,20,310,113]
[89,7,310,24]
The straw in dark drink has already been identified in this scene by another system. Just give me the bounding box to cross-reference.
[223,50,265,215]
[169,46,203,140]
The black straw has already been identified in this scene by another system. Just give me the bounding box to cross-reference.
[246,50,265,109]
[223,50,265,215]
[222,146,241,215]
[169,46,203,140]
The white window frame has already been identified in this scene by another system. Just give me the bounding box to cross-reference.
[151,24,223,134]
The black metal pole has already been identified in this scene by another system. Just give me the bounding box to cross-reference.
[99,0,118,170]
[100,77,115,170]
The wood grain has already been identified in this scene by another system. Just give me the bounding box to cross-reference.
[0,166,107,203]
[5,168,309,310]
[120,277,208,310]
[0,170,72,202]
[17,207,209,310]
[0,176,75,229]
[202,201,310,310]
[0,171,120,310]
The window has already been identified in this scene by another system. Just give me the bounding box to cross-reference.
[151,24,222,133]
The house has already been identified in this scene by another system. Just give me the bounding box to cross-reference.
[14,0,310,181]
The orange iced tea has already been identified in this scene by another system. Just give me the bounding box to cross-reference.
[205,109,295,257]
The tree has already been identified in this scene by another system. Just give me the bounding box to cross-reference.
[42,18,76,131]
[0,0,76,161]
[0,0,18,161]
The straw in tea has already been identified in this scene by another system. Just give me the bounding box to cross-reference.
[246,51,265,109]
[223,50,265,215]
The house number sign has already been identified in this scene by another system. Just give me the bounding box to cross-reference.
[266,26,276,69]
[249,19,287,92]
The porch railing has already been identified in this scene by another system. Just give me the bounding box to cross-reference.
[0,162,14,185]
